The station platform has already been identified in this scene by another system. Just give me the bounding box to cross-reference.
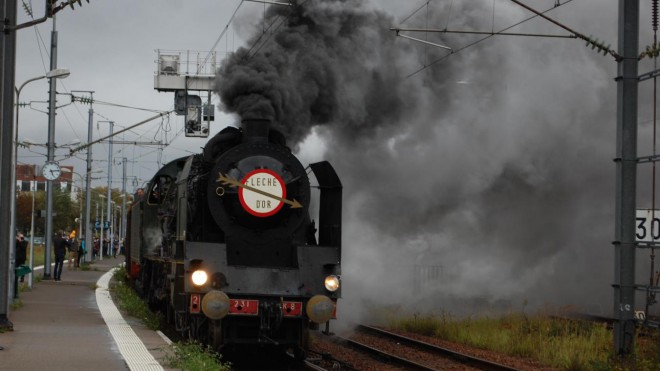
[0,256,174,370]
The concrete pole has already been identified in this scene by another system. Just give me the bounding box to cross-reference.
[99,195,104,260]
[111,201,116,255]
[614,0,639,355]
[103,121,113,259]
[78,188,82,242]
[0,0,18,330]
[43,15,59,279]
[28,180,35,288]
[120,157,127,255]
[83,92,94,263]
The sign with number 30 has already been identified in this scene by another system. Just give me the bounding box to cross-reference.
[636,209,660,242]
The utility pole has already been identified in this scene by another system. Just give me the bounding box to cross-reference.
[73,90,95,263]
[85,93,94,263]
[99,195,104,260]
[99,121,113,260]
[43,14,60,280]
[120,157,127,255]
[614,0,639,355]
[0,0,18,331]
[28,178,35,288]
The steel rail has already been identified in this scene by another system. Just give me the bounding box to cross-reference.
[333,334,437,371]
[356,324,520,371]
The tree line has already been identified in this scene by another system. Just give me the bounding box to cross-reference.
[15,186,133,238]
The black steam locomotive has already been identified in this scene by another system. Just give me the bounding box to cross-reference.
[125,118,342,357]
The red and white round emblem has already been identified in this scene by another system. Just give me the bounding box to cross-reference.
[238,169,286,217]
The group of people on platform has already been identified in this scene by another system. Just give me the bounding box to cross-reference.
[14,230,123,282]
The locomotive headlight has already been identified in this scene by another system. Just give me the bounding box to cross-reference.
[191,270,208,286]
[324,275,340,292]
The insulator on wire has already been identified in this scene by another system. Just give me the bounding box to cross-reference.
[21,0,33,17]
[582,35,611,56]
[653,0,658,31]
[640,42,660,59]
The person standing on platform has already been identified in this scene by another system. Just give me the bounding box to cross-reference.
[78,238,86,267]
[15,233,27,282]
[93,238,100,260]
[53,231,70,281]
[68,238,79,270]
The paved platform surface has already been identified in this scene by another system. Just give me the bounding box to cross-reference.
[0,256,174,371]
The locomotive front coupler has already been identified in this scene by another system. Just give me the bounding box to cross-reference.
[258,300,284,343]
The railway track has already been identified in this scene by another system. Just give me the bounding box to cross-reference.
[353,324,520,370]
[308,324,521,370]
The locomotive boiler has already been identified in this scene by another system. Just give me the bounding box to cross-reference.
[125,118,342,357]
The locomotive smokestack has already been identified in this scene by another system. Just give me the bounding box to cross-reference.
[241,117,270,144]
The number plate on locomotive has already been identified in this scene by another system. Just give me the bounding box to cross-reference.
[282,301,302,316]
[229,299,259,315]
[190,294,201,313]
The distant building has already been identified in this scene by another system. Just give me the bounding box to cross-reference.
[16,164,76,200]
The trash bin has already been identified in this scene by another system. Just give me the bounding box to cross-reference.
[14,265,32,299]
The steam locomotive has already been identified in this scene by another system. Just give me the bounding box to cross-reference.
[124,118,342,358]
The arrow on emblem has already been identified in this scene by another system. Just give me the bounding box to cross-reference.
[217,173,303,209]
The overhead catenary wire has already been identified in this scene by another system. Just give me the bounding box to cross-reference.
[243,0,310,61]
[398,1,430,27]
[507,0,619,59]
[403,0,576,78]
[395,32,452,51]
[392,27,577,39]
[17,4,92,143]
[71,95,165,114]
[200,0,245,72]
[16,8,175,192]
[68,110,174,156]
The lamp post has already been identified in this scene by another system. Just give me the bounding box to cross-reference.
[14,70,71,169]
[12,69,70,286]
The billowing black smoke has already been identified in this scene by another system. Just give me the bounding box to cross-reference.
[217,0,627,320]
[216,0,423,148]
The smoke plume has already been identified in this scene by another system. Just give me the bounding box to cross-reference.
[217,0,640,321]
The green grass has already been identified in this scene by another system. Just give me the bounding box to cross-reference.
[389,312,660,370]
[166,341,231,371]
[17,282,29,293]
[110,268,162,330]
[109,267,230,369]
[10,298,23,310]
[79,263,91,271]
[29,244,46,267]
[26,244,77,267]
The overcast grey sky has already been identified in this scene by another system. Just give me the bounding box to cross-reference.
[12,0,437,189]
[14,0,660,322]
[15,0,248,190]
